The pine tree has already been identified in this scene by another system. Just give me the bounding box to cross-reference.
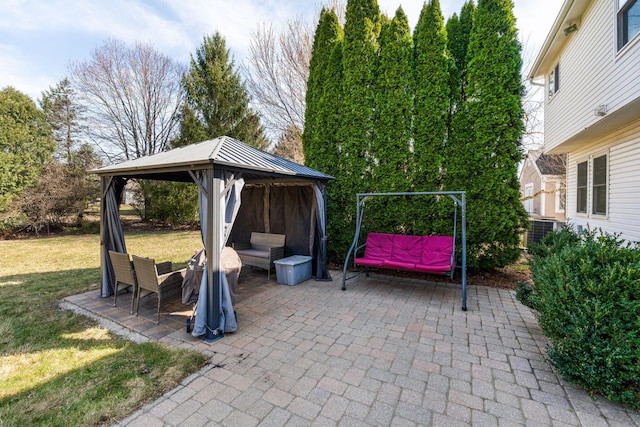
[183,33,268,149]
[314,32,348,261]
[39,78,83,164]
[449,0,528,269]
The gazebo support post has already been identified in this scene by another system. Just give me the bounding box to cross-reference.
[205,168,224,343]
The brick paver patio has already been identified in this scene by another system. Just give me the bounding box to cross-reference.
[63,269,640,426]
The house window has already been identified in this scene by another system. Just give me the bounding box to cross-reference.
[524,183,534,214]
[592,154,608,215]
[618,0,640,50]
[576,161,588,214]
[548,63,560,99]
[556,181,566,213]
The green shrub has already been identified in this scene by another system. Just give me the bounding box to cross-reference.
[526,228,640,408]
[140,181,199,226]
[515,281,535,310]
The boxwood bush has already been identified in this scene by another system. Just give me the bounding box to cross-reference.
[520,227,640,408]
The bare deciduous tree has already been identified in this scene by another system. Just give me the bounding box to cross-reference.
[521,37,544,150]
[244,18,312,142]
[69,39,184,161]
[243,1,346,148]
[272,125,304,164]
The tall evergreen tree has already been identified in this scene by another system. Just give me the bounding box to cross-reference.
[444,1,475,195]
[409,0,452,234]
[446,1,475,117]
[373,8,412,193]
[412,0,450,195]
[330,0,380,254]
[340,0,380,188]
[0,87,55,211]
[182,32,268,149]
[447,0,528,269]
[367,8,413,233]
[39,78,83,164]
[303,8,343,170]
[313,30,347,261]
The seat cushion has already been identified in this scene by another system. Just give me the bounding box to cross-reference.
[382,260,416,270]
[354,257,385,267]
[390,235,423,264]
[362,233,394,261]
[419,236,454,272]
[235,248,270,259]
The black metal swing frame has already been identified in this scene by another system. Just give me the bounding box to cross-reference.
[341,191,467,311]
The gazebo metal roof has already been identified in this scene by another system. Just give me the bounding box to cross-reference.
[90,136,333,182]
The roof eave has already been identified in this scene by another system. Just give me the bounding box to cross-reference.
[88,159,213,176]
[528,0,592,80]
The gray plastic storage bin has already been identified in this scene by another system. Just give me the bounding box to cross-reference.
[273,255,313,285]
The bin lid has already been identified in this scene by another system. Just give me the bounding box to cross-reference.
[273,255,313,266]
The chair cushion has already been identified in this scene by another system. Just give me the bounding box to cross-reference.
[390,235,423,264]
[383,260,416,270]
[236,248,270,259]
[362,233,394,261]
[354,257,385,267]
[419,236,454,272]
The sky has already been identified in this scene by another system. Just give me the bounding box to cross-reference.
[0,0,564,103]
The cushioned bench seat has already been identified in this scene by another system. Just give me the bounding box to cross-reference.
[233,232,286,280]
[354,232,454,274]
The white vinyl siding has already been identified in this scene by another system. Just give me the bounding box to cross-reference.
[566,119,640,241]
[544,0,640,152]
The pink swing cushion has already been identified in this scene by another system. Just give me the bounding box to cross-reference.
[354,232,454,274]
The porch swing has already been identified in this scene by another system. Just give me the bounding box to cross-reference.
[341,191,467,311]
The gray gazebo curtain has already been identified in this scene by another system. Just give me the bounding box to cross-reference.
[100,176,127,297]
[191,169,244,337]
[313,182,331,281]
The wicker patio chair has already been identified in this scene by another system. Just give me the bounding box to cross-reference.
[132,255,185,323]
[108,250,137,314]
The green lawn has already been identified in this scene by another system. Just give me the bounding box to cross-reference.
[0,230,207,426]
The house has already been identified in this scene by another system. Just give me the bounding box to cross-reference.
[520,149,567,222]
[528,0,640,241]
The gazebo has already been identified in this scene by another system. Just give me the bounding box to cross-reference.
[90,136,333,342]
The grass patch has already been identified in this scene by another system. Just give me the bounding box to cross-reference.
[0,230,206,426]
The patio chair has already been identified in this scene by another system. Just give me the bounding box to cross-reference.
[132,255,185,323]
[108,250,137,314]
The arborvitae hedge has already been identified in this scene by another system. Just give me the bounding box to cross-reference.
[330,0,381,255]
[445,0,528,268]
[411,0,452,234]
[304,8,342,168]
[305,9,349,260]
[368,8,414,232]
[412,0,449,193]
[446,0,475,117]
[305,0,529,269]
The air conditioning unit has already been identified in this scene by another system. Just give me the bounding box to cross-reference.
[527,219,564,246]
